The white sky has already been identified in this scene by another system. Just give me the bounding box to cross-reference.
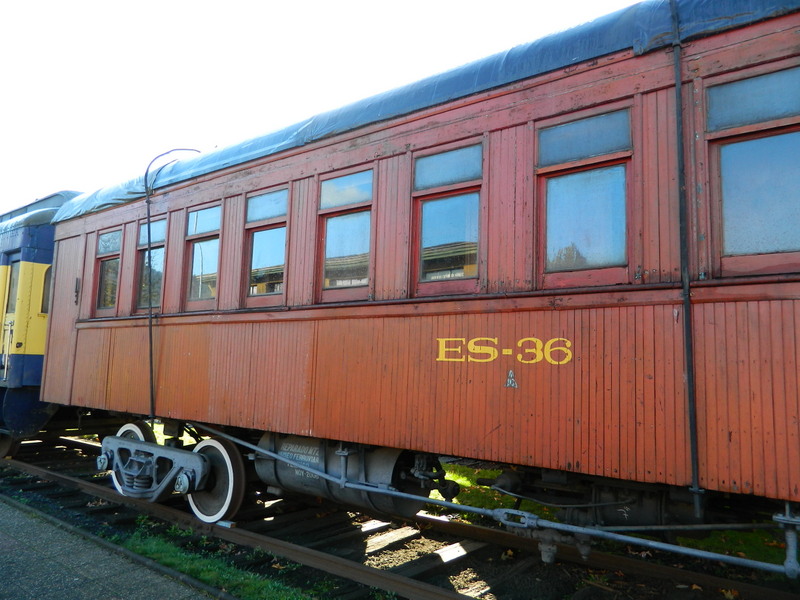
[0,0,640,214]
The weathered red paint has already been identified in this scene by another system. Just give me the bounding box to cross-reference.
[42,13,800,503]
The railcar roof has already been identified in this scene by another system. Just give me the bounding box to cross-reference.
[53,0,800,224]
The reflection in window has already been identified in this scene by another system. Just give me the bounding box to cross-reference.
[97,258,120,308]
[98,230,122,254]
[6,261,20,314]
[323,211,370,288]
[42,267,51,313]
[250,227,286,295]
[320,171,372,209]
[247,189,288,222]
[97,231,121,310]
[188,238,219,300]
[137,220,166,309]
[546,165,627,272]
[539,110,630,166]
[721,131,800,256]
[187,206,221,235]
[420,193,479,281]
[138,247,165,308]
[415,145,482,190]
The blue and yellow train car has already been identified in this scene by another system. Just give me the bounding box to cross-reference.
[0,191,79,456]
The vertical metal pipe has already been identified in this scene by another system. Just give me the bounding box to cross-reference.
[142,149,199,420]
[669,0,704,516]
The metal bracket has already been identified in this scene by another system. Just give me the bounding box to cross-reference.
[100,436,209,502]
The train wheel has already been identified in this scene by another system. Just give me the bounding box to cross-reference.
[187,438,245,523]
[110,421,156,495]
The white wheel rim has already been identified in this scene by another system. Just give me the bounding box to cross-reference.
[187,438,237,523]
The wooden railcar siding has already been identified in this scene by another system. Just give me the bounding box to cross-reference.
[41,236,84,405]
[42,14,800,505]
[693,297,800,500]
[61,297,697,489]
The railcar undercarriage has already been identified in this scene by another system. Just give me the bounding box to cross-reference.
[97,420,800,579]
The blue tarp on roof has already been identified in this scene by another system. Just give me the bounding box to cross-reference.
[54,0,800,223]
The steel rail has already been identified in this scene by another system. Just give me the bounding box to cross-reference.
[4,450,799,600]
[2,457,468,600]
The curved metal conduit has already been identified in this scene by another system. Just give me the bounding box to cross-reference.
[194,422,800,578]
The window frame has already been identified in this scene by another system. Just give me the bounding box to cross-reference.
[317,167,375,303]
[243,186,289,309]
[184,203,222,311]
[94,229,123,316]
[703,61,800,278]
[134,218,168,313]
[411,140,484,297]
[534,104,634,289]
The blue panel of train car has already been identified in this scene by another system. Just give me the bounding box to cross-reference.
[0,192,78,441]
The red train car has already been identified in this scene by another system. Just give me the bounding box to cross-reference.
[43,0,800,574]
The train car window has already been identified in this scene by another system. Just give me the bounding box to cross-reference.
[720,132,800,256]
[319,170,373,301]
[320,170,372,209]
[96,230,121,311]
[537,110,631,287]
[538,110,630,167]
[41,267,51,314]
[545,165,627,271]
[247,189,287,222]
[323,211,370,288]
[707,66,800,132]
[186,206,221,306]
[136,220,166,310]
[414,145,482,191]
[246,189,288,305]
[413,144,483,296]
[5,260,20,314]
[707,66,800,276]
[420,193,479,281]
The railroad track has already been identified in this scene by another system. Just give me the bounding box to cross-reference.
[2,438,798,600]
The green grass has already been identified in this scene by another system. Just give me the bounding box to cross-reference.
[433,465,554,520]
[437,465,790,572]
[124,532,314,600]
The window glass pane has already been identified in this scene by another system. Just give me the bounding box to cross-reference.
[188,238,219,300]
[138,220,167,245]
[187,206,221,235]
[42,267,51,313]
[6,261,20,314]
[247,189,288,222]
[137,247,165,308]
[320,171,373,209]
[324,211,370,288]
[721,131,800,256]
[98,231,121,254]
[708,67,800,132]
[539,110,631,167]
[97,258,119,308]
[414,145,482,191]
[249,227,286,295]
[546,165,627,272]
[420,193,479,281]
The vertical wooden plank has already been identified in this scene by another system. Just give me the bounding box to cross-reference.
[218,194,245,311]
[772,301,790,498]
[758,301,777,498]
[162,209,186,314]
[286,177,316,306]
[117,221,138,316]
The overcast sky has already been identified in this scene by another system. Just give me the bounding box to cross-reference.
[0,0,640,214]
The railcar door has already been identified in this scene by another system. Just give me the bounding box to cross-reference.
[1,253,21,383]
